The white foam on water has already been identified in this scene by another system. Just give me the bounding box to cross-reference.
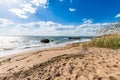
[0,36,92,57]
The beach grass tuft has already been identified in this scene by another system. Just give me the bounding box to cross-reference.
[88,34,120,49]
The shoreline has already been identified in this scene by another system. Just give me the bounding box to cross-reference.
[0,38,91,57]
[0,42,66,57]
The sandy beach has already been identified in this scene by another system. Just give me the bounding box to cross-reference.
[0,42,120,80]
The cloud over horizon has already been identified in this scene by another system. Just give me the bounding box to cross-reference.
[0,19,112,36]
[0,18,13,27]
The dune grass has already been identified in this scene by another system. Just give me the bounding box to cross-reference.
[88,34,120,49]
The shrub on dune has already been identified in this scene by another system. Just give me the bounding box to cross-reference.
[89,34,120,49]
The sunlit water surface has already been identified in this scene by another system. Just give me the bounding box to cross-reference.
[0,36,92,57]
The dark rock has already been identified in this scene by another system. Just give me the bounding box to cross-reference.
[68,37,80,40]
[41,38,50,43]
[51,40,54,42]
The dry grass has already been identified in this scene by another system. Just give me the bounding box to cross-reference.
[88,34,120,49]
[65,33,120,50]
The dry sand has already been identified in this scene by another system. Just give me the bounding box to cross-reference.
[0,43,120,80]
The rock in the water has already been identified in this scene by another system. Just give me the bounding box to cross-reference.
[51,40,54,42]
[68,37,80,40]
[41,38,50,43]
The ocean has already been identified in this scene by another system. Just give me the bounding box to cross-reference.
[0,36,93,56]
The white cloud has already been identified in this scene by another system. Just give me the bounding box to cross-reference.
[115,13,120,18]
[13,21,75,36]
[11,20,111,36]
[82,19,93,24]
[16,21,75,31]
[9,8,28,19]
[0,18,13,27]
[69,8,76,12]
[0,0,17,4]
[22,4,36,13]
[0,18,112,36]
[30,0,48,8]
[9,0,48,18]
[9,3,37,19]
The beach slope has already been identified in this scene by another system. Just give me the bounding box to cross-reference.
[0,43,120,80]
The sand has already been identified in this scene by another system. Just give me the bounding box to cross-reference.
[0,43,120,80]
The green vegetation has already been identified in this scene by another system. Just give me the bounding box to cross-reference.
[88,34,120,49]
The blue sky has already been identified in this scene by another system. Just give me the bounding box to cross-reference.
[0,0,120,36]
